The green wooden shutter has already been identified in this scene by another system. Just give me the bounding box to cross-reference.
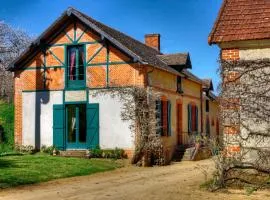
[195,106,198,132]
[206,116,210,137]
[167,100,172,136]
[53,104,65,150]
[87,103,99,149]
[188,104,192,133]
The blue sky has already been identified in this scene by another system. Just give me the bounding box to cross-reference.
[0,0,222,91]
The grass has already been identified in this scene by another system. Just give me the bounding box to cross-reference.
[0,154,123,188]
[0,100,14,152]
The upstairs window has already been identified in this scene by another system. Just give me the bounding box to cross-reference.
[206,116,210,137]
[156,99,172,136]
[188,104,198,133]
[67,45,85,88]
[177,76,183,93]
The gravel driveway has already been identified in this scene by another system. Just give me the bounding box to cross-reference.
[0,159,269,200]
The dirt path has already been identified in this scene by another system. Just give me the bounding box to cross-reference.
[0,159,269,200]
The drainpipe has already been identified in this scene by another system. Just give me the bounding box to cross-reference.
[145,65,155,104]
[145,65,155,87]
[200,87,203,135]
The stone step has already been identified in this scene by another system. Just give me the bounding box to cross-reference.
[59,150,87,158]
[172,145,188,161]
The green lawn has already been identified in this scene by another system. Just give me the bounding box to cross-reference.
[0,154,123,188]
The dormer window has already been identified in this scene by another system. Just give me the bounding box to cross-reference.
[67,45,85,88]
[177,76,183,93]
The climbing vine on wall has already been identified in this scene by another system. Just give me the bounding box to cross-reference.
[210,59,270,190]
[92,86,165,166]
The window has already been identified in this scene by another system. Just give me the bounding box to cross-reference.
[216,118,219,136]
[67,45,85,88]
[205,99,209,112]
[211,117,215,126]
[156,99,171,136]
[177,76,183,93]
[206,116,210,137]
[187,104,198,133]
[66,104,87,148]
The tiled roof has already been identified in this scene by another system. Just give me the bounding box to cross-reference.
[157,53,188,66]
[209,0,270,44]
[10,8,180,75]
[71,9,180,74]
[202,79,213,91]
[9,8,203,85]
[181,69,202,84]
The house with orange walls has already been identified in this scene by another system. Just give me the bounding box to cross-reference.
[10,7,219,161]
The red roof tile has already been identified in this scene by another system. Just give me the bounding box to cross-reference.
[209,0,270,44]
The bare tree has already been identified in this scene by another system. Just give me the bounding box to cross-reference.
[208,59,270,190]
[0,21,32,102]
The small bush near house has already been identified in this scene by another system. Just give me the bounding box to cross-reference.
[40,145,55,155]
[90,146,127,159]
[14,145,37,154]
[90,145,103,158]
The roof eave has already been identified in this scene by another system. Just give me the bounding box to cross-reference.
[208,0,227,45]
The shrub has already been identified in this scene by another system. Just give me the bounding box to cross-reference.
[90,146,103,158]
[40,145,55,155]
[89,146,127,159]
[0,143,15,155]
[15,145,36,154]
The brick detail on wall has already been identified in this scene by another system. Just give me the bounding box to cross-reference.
[46,46,64,66]
[14,72,23,145]
[223,125,240,135]
[220,98,240,110]
[20,70,44,90]
[109,64,135,86]
[27,52,44,68]
[223,71,240,84]
[145,34,160,51]
[45,68,64,90]
[109,46,130,62]
[87,66,107,88]
[221,48,240,61]
[225,145,241,157]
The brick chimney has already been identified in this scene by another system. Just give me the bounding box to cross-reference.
[145,34,160,51]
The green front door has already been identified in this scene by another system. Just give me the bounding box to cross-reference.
[53,103,99,150]
[66,104,87,149]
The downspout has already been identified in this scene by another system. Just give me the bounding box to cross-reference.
[145,65,155,87]
[200,86,203,135]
